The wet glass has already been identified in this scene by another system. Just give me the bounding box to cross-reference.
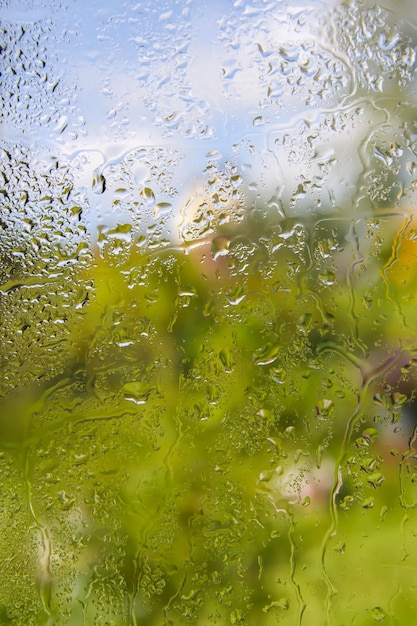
[1,0,417,623]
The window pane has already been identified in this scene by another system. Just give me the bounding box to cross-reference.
[1,0,417,623]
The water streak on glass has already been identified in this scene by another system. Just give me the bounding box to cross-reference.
[1,0,417,623]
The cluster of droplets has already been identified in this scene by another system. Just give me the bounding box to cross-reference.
[332,2,417,92]
[0,142,91,392]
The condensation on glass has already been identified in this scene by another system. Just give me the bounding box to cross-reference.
[1,0,417,623]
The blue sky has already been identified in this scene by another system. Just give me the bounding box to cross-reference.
[3,0,417,242]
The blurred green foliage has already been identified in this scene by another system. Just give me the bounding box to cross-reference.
[1,210,417,624]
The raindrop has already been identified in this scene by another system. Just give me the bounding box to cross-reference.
[92,169,106,194]
[211,235,230,260]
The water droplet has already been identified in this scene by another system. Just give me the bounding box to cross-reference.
[262,598,289,612]
[92,170,106,194]
[316,399,334,419]
[141,187,155,206]
[371,606,386,622]
[122,382,154,404]
[367,472,385,489]
[219,347,233,373]
[362,497,375,509]
[211,236,230,260]
[254,343,280,366]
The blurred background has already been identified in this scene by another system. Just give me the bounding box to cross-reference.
[1,0,417,623]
